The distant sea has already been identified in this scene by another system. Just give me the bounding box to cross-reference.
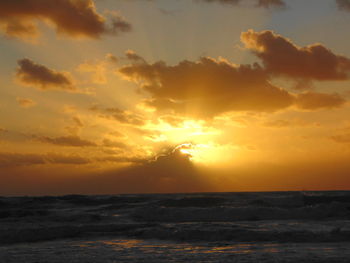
[1,191,350,262]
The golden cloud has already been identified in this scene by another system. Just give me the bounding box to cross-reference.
[16,97,36,108]
[119,56,294,117]
[0,152,90,167]
[90,105,145,126]
[35,135,97,147]
[295,92,346,110]
[0,0,131,40]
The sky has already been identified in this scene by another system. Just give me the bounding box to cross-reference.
[1,0,350,195]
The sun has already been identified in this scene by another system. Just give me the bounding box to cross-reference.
[175,143,212,163]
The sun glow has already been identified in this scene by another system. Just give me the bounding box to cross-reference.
[176,143,214,163]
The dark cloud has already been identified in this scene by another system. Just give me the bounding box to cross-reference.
[119,56,294,117]
[120,53,347,117]
[0,145,214,195]
[198,0,285,8]
[72,116,84,127]
[16,58,76,92]
[0,0,131,40]
[45,153,91,165]
[89,145,212,193]
[241,29,350,81]
[256,0,285,8]
[16,97,36,108]
[35,135,97,147]
[90,105,145,126]
[336,0,350,12]
[65,116,84,135]
[125,50,147,64]
[0,152,90,167]
[102,138,128,149]
[96,155,146,164]
[198,0,241,4]
[295,92,346,110]
[106,53,118,64]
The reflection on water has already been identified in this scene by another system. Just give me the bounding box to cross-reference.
[74,239,350,259]
[2,238,350,262]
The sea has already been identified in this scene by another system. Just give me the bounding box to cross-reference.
[1,191,350,262]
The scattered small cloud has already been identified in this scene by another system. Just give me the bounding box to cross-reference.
[35,135,97,147]
[16,97,36,108]
[295,92,346,110]
[16,58,77,92]
[0,152,91,167]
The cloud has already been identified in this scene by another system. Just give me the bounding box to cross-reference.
[295,92,346,110]
[89,145,212,193]
[241,29,350,81]
[125,50,147,64]
[106,53,118,64]
[35,135,97,147]
[65,116,84,135]
[90,105,145,126]
[330,126,350,144]
[16,58,77,92]
[0,0,131,40]
[119,56,295,117]
[77,61,107,84]
[16,97,36,108]
[102,138,128,149]
[198,0,285,8]
[0,152,90,167]
[336,0,350,12]
[256,0,285,8]
[72,116,84,127]
[198,0,240,4]
[262,118,320,128]
[119,53,348,117]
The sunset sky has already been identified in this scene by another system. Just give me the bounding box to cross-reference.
[1,0,350,195]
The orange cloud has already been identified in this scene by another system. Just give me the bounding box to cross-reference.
[90,105,145,126]
[16,58,76,92]
[77,60,108,84]
[16,97,36,108]
[119,56,294,117]
[35,135,97,147]
[0,0,131,40]
[0,152,90,167]
[295,92,346,110]
[241,29,350,81]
